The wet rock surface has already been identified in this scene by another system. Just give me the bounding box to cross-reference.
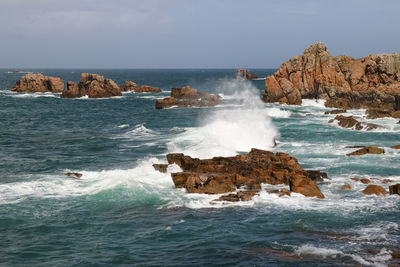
[163,148,325,200]
[346,146,385,156]
[362,185,387,196]
[328,115,382,131]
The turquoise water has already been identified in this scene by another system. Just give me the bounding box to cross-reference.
[0,69,399,266]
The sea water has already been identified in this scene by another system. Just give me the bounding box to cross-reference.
[0,69,399,266]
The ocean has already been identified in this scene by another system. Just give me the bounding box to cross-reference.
[0,69,399,266]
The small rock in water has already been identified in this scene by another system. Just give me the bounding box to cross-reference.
[324,109,347,115]
[346,146,385,156]
[389,184,400,195]
[341,184,352,190]
[391,145,400,149]
[153,164,168,173]
[362,185,387,196]
[64,172,83,179]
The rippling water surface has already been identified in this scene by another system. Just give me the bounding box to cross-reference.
[0,69,399,266]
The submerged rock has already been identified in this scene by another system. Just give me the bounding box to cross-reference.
[120,81,161,93]
[12,73,64,93]
[362,185,387,196]
[341,184,352,190]
[155,86,220,109]
[236,69,258,80]
[61,73,122,98]
[328,115,381,131]
[64,172,83,179]
[324,109,347,115]
[346,146,385,156]
[263,42,400,118]
[165,148,325,200]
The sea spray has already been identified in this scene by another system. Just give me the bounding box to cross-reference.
[167,79,279,158]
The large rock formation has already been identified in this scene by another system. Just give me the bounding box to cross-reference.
[155,86,220,109]
[120,81,161,93]
[11,73,64,93]
[236,69,258,80]
[263,43,400,118]
[61,73,122,98]
[159,148,325,200]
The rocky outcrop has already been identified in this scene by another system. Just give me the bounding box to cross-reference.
[324,109,347,115]
[346,146,385,156]
[155,86,220,109]
[263,42,400,118]
[163,148,325,200]
[11,73,64,93]
[391,145,400,149]
[389,184,400,195]
[328,115,381,131]
[61,73,122,98]
[236,69,258,80]
[362,185,387,196]
[152,164,168,173]
[120,81,161,93]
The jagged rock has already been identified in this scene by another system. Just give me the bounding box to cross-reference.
[347,146,385,156]
[120,81,161,93]
[389,184,400,195]
[165,148,325,199]
[64,172,83,179]
[11,73,64,93]
[341,184,352,190]
[366,108,400,119]
[329,115,382,131]
[236,69,258,80]
[61,73,122,98]
[263,42,400,118]
[324,109,347,115]
[362,185,387,196]
[155,86,220,109]
[216,190,260,202]
[265,188,291,197]
[153,164,168,173]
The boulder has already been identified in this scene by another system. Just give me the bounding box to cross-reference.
[362,185,387,196]
[263,43,400,119]
[329,115,382,131]
[61,73,122,98]
[12,73,65,93]
[360,178,371,184]
[389,183,400,195]
[236,69,258,80]
[347,146,385,156]
[341,184,352,190]
[165,148,325,199]
[155,86,220,109]
[120,81,161,93]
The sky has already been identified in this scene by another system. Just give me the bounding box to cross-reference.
[0,0,399,68]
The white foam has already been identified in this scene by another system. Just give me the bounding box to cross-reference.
[295,244,342,258]
[117,124,130,129]
[114,123,159,140]
[166,79,278,158]
[301,99,327,108]
[8,92,58,98]
[265,107,291,118]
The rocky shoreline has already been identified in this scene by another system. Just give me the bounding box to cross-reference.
[263,42,400,120]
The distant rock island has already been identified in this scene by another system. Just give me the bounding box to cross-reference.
[155,86,220,109]
[263,42,400,119]
[12,73,64,93]
[236,69,258,80]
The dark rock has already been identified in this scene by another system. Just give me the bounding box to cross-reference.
[12,73,64,93]
[64,172,83,179]
[347,146,385,156]
[153,164,168,173]
[329,115,382,131]
[304,170,328,182]
[324,109,347,115]
[391,145,400,149]
[389,183,400,195]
